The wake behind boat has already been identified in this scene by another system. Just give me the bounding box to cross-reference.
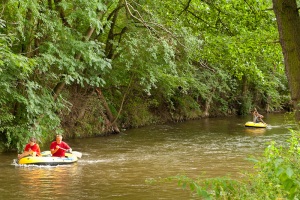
[245,121,268,128]
[18,151,79,166]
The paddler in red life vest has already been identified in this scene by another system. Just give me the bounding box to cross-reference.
[50,134,72,157]
[18,137,41,159]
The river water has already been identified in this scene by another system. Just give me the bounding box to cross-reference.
[0,113,294,199]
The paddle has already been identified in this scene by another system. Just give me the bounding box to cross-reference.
[258,114,267,125]
[260,119,266,124]
[59,147,82,158]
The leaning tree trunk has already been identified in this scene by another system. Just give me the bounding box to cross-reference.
[95,88,120,133]
[272,0,300,121]
[202,87,216,117]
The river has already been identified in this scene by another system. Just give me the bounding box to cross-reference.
[0,113,293,199]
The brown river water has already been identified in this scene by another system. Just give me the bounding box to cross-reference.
[0,113,293,199]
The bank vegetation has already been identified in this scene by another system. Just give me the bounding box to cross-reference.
[0,0,292,151]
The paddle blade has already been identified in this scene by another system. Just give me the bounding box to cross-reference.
[72,151,82,158]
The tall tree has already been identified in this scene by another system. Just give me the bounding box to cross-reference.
[272,0,300,120]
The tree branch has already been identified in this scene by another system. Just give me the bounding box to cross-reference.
[178,0,192,16]
[125,0,186,48]
[111,74,134,125]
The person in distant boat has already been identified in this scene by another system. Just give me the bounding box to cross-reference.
[252,108,264,123]
[50,134,72,157]
[18,137,41,159]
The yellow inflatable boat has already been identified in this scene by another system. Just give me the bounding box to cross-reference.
[245,121,267,128]
[18,151,78,165]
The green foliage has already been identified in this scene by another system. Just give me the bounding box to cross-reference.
[238,92,252,115]
[0,0,111,150]
[0,0,291,151]
[0,22,33,150]
[121,96,160,128]
[0,30,64,150]
[125,0,287,116]
[252,132,300,199]
[172,0,285,113]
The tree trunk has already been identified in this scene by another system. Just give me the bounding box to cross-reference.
[202,87,216,117]
[105,0,124,59]
[272,0,300,120]
[50,3,122,134]
[95,88,120,133]
[52,81,66,101]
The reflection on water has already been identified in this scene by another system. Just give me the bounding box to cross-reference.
[0,113,294,199]
[244,127,267,136]
[5,164,82,199]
